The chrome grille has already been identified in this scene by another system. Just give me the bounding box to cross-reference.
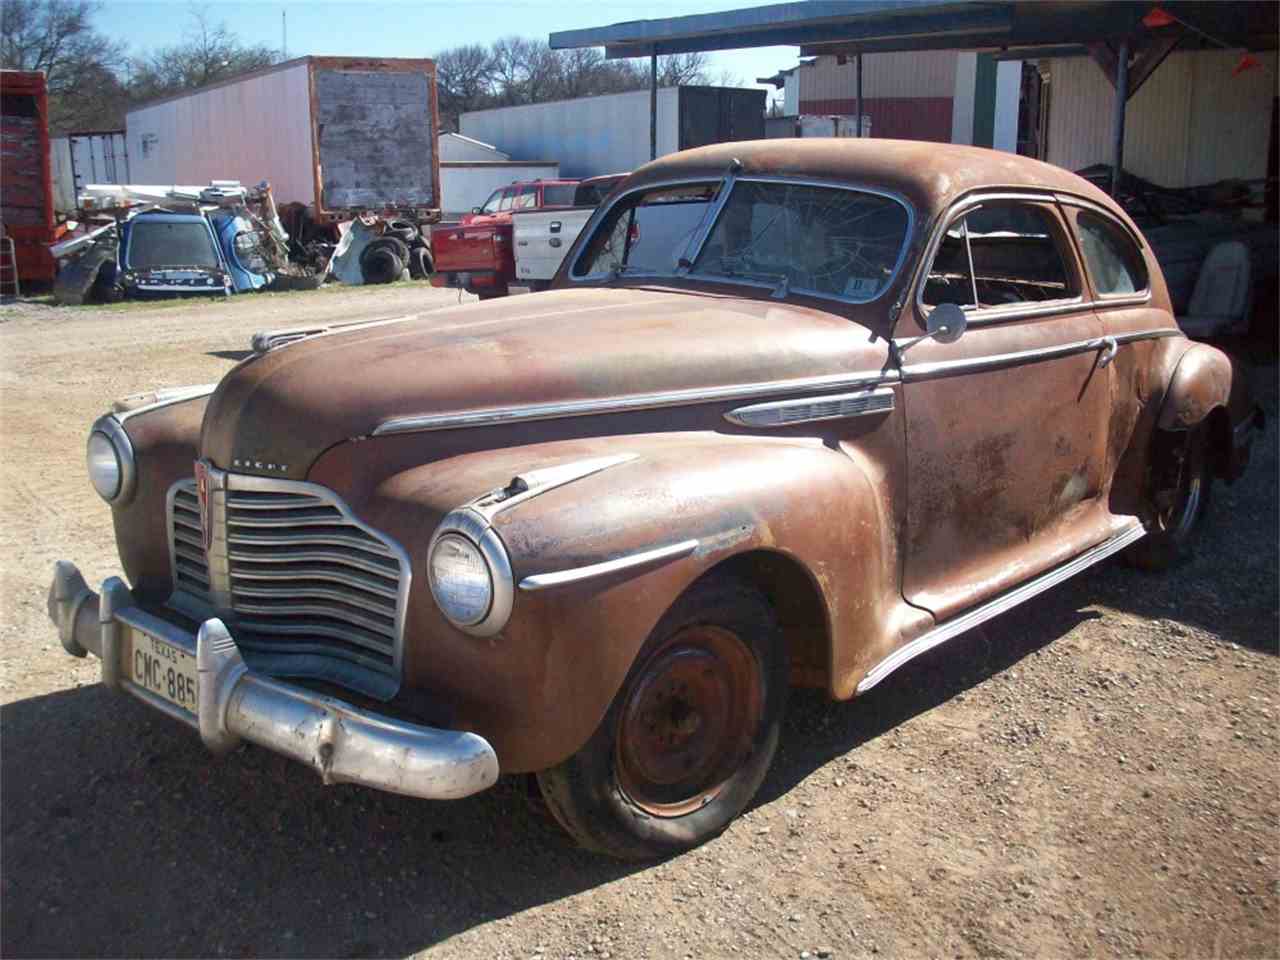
[166,473,409,687]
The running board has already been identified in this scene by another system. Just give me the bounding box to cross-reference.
[857,523,1146,693]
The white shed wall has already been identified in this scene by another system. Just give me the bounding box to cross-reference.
[1043,49,1277,188]
[460,88,680,178]
[799,50,959,101]
[126,61,316,206]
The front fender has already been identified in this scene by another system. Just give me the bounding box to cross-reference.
[355,432,902,772]
[1157,342,1233,431]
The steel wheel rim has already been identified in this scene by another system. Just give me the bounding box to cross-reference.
[614,624,763,818]
[1156,436,1204,540]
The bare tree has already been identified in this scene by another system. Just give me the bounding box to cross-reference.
[1,0,128,131]
[436,43,495,130]
[128,7,279,105]
[655,51,714,86]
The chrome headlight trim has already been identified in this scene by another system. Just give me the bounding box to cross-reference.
[87,414,136,504]
[427,509,514,638]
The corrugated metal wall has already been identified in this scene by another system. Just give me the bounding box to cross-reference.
[126,61,315,206]
[798,51,959,101]
[1044,50,1277,188]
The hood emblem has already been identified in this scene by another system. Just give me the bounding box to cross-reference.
[232,458,289,473]
[194,459,212,551]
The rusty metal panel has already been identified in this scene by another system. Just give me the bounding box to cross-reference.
[315,68,436,211]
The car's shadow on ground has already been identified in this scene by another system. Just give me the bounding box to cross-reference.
[206,349,254,362]
[1,585,1107,959]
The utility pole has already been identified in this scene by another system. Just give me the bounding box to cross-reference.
[650,49,658,161]
[282,9,288,59]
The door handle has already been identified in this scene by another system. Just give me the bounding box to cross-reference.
[1097,336,1118,368]
[550,221,562,234]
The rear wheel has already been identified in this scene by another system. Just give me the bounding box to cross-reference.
[536,576,786,860]
[1126,424,1212,570]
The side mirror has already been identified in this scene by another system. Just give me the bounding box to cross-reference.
[926,302,967,344]
[471,207,482,215]
[897,303,968,357]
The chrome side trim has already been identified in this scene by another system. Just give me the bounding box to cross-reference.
[857,523,1146,694]
[113,385,217,423]
[724,387,895,427]
[251,314,417,353]
[899,327,1181,381]
[373,369,898,436]
[469,454,638,521]
[519,539,699,592]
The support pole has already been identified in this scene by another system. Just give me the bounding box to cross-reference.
[856,52,863,137]
[650,50,658,161]
[1111,38,1129,197]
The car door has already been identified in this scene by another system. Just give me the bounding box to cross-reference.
[898,195,1117,621]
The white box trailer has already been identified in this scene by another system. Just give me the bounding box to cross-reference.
[125,56,439,220]
[51,131,130,214]
[460,85,766,179]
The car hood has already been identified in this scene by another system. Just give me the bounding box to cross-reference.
[200,286,887,478]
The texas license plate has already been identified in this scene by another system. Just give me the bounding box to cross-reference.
[127,627,198,715]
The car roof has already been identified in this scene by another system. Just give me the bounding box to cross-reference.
[629,138,1125,225]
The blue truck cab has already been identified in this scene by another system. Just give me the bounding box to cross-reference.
[117,211,272,298]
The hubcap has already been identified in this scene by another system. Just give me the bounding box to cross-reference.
[615,625,763,817]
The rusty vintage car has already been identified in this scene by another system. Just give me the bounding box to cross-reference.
[47,141,1261,859]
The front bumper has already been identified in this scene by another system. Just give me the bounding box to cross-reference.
[46,561,499,801]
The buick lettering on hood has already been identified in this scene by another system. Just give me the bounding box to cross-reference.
[47,141,1261,859]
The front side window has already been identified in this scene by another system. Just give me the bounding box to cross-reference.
[922,203,1074,309]
[1076,211,1147,296]
[498,187,516,212]
[126,221,220,269]
[480,189,503,214]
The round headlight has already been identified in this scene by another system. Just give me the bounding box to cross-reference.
[429,533,493,626]
[87,430,122,501]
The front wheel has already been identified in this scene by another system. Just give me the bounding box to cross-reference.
[537,576,787,860]
[1126,424,1212,570]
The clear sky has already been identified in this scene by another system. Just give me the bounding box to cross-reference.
[94,0,801,101]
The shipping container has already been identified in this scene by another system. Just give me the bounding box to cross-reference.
[51,130,131,213]
[0,69,61,284]
[125,56,440,220]
[460,85,766,179]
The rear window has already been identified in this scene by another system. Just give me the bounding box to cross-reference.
[1076,211,1148,296]
[541,184,577,207]
[126,221,219,269]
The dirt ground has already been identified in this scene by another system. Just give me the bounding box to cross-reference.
[0,287,1276,959]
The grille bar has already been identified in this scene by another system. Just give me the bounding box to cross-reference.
[166,471,409,693]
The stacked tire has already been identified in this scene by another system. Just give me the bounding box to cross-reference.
[360,222,434,284]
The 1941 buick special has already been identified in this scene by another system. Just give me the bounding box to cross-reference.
[47,140,1261,859]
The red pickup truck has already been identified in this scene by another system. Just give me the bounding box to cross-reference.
[430,179,578,299]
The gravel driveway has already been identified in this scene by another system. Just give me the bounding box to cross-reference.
[1,288,1275,959]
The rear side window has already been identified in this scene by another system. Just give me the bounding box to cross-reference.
[513,184,538,209]
[923,203,1074,309]
[542,184,577,207]
[498,187,516,211]
[1076,211,1147,296]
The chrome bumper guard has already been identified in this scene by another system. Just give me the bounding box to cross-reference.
[46,561,499,801]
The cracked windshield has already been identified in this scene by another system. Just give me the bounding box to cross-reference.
[577,180,909,301]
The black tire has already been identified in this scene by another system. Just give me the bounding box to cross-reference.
[267,272,324,292]
[537,575,787,860]
[1126,424,1213,571]
[360,246,404,285]
[384,220,419,243]
[407,246,433,280]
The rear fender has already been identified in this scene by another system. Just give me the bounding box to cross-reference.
[1156,343,1232,432]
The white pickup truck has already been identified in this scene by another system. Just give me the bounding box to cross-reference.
[512,174,626,290]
